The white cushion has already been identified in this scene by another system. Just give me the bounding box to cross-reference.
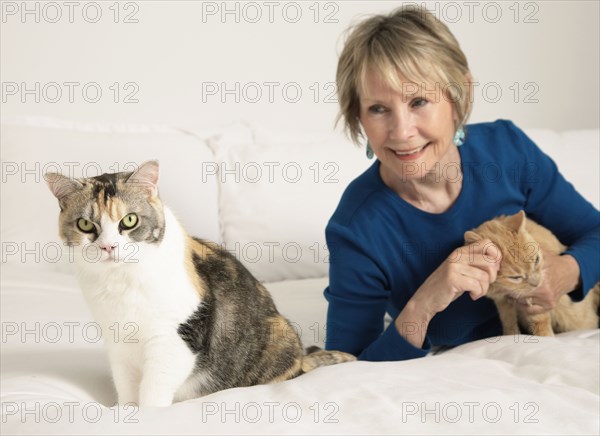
[266,277,329,349]
[0,118,220,273]
[209,126,372,282]
[557,130,600,209]
[526,128,599,209]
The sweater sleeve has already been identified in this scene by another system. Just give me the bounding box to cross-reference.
[324,222,431,362]
[506,120,600,300]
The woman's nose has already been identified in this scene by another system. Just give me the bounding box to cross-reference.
[388,109,416,142]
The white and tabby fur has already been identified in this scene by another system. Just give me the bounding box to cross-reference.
[76,207,205,406]
[47,160,355,407]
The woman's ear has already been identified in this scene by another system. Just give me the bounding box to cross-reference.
[464,72,474,104]
[452,72,473,125]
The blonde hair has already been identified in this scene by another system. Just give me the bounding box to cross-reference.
[336,6,472,144]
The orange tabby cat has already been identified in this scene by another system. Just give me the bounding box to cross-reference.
[465,210,599,336]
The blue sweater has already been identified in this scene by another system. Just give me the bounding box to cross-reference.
[324,120,600,362]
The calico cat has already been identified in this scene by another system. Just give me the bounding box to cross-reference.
[464,210,599,336]
[46,160,355,407]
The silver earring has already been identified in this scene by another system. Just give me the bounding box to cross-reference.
[366,141,374,159]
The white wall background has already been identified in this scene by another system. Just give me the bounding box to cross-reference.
[1,0,599,133]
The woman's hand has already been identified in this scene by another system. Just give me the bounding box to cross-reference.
[515,250,580,315]
[413,239,502,317]
[394,239,502,348]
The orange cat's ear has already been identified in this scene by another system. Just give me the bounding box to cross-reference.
[504,210,526,233]
[464,230,482,244]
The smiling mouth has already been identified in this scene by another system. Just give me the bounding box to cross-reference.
[393,142,431,156]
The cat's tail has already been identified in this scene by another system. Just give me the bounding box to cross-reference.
[300,346,356,373]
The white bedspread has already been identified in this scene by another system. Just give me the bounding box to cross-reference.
[1,266,598,435]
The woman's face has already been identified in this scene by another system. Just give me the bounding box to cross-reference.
[359,69,458,185]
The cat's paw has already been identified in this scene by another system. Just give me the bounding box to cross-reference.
[138,397,173,407]
[503,327,520,337]
[532,326,554,336]
[117,393,139,406]
[115,401,139,408]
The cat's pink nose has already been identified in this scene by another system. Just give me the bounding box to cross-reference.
[100,243,118,254]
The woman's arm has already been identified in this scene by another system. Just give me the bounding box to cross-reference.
[507,121,600,302]
[517,251,581,314]
[325,222,501,360]
[324,221,432,361]
[396,240,502,348]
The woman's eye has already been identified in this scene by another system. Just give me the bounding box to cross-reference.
[368,105,387,114]
[120,213,139,230]
[77,218,95,233]
[411,98,427,108]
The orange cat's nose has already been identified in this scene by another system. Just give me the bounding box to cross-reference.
[528,274,542,287]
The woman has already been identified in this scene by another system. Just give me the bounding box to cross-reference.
[324,6,600,361]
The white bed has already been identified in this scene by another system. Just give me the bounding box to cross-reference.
[1,118,599,436]
[1,265,599,435]
[1,113,599,436]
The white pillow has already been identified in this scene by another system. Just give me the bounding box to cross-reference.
[557,130,600,209]
[209,126,372,283]
[0,118,220,273]
[265,277,329,349]
[525,128,599,209]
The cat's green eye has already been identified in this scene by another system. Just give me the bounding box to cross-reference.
[534,254,540,265]
[120,213,138,230]
[507,275,524,281]
[77,218,95,233]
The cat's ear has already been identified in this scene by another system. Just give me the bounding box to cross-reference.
[45,173,84,208]
[127,160,159,197]
[464,230,482,244]
[505,210,526,233]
